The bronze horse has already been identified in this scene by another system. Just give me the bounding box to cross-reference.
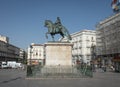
[44,20,72,41]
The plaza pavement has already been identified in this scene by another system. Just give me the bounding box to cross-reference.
[0,69,120,87]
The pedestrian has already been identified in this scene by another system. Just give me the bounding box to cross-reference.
[102,65,106,72]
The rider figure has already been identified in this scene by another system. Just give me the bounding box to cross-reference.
[54,17,62,32]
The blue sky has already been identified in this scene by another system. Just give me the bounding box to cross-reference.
[0,0,114,49]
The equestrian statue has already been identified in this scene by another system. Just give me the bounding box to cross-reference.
[44,17,72,41]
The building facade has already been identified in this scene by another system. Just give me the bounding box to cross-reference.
[0,35,9,43]
[19,49,27,63]
[27,43,44,65]
[0,35,21,62]
[62,30,96,65]
[96,12,120,66]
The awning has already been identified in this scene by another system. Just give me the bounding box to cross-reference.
[112,56,120,62]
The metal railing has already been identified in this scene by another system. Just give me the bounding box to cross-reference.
[27,65,93,78]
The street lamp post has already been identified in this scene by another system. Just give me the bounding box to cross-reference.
[27,45,33,77]
[91,44,96,71]
[97,48,102,68]
[30,45,33,65]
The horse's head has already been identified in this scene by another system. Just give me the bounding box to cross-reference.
[44,20,53,28]
[44,20,48,27]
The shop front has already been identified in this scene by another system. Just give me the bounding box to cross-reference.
[112,56,120,72]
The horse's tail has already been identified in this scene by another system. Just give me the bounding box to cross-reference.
[62,26,72,40]
[66,30,72,40]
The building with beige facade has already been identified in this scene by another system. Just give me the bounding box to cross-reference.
[0,35,9,43]
[27,43,44,65]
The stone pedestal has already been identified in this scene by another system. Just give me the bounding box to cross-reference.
[44,42,73,66]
